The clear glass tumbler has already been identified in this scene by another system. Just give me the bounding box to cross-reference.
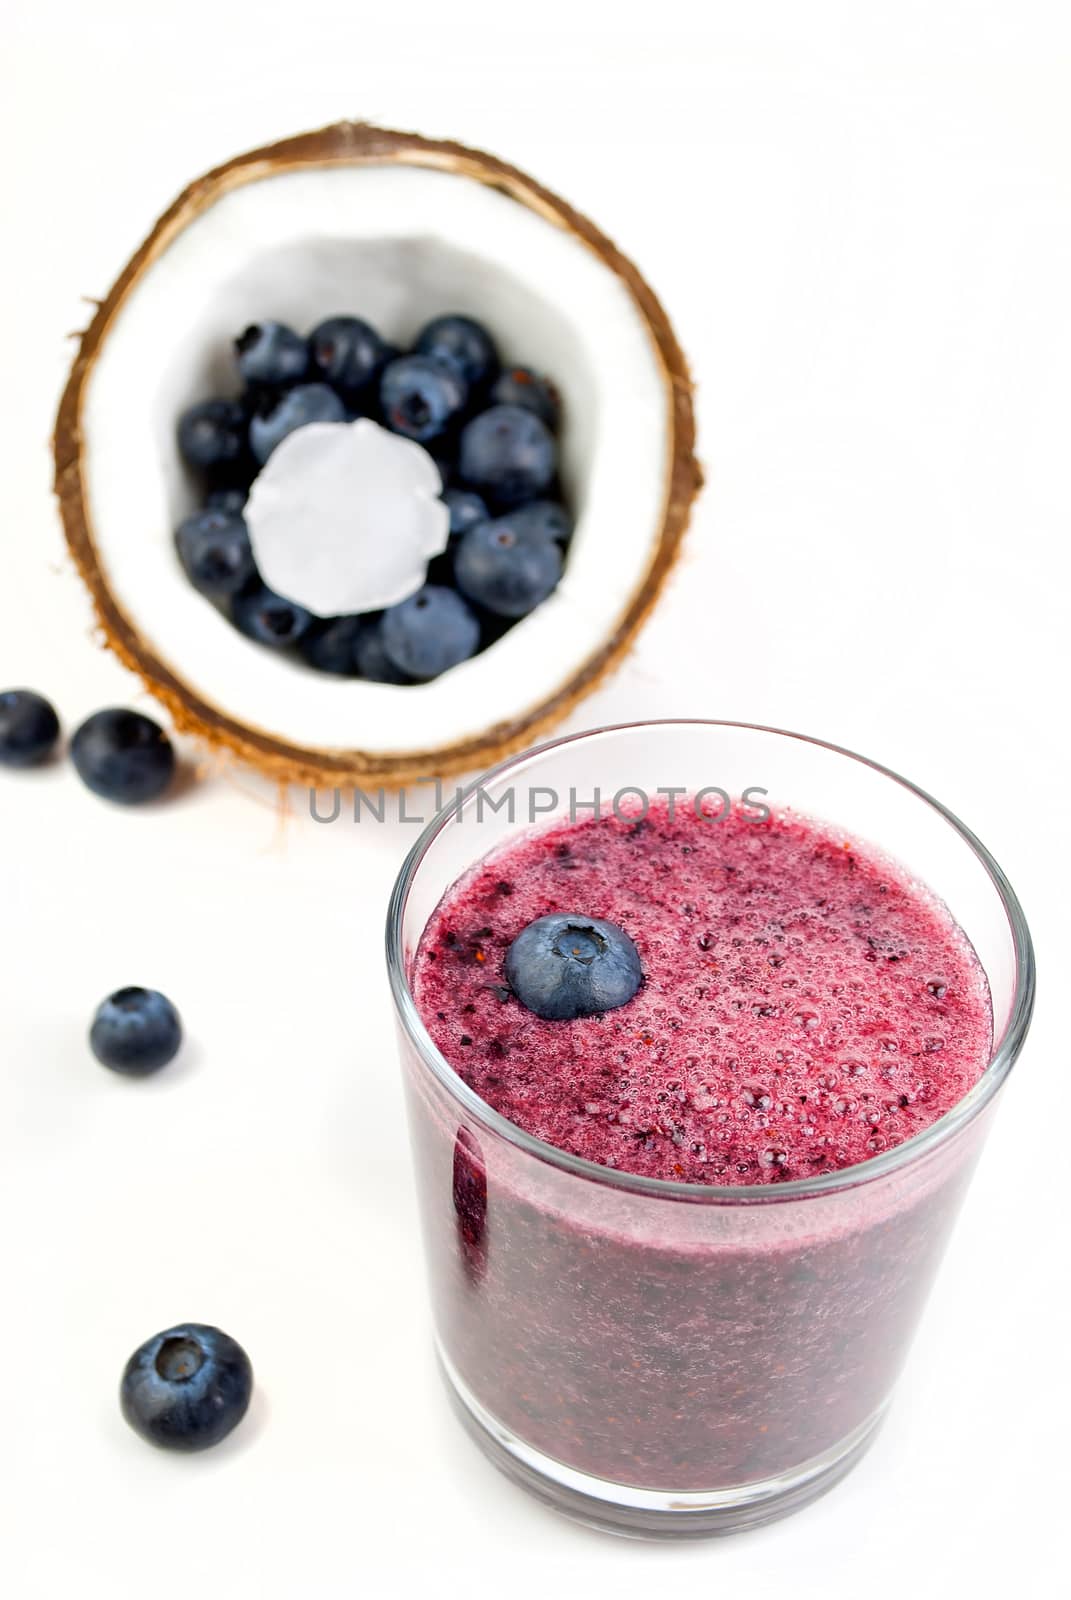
[386,722,1034,1537]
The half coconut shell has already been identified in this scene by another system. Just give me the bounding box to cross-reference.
[53,122,701,789]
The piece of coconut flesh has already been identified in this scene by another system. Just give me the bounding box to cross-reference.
[245,419,449,617]
[80,163,671,756]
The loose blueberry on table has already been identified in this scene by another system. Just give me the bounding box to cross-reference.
[175,312,571,683]
[70,709,176,805]
[0,689,61,767]
[120,1324,253,1451]
[90,987,183,1076]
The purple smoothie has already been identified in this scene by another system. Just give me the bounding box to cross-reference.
[414,803,990,1183]
[404,801,994,1491]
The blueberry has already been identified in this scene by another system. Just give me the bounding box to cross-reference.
[205,485,248,516]
[0,689,60,767]
[354,617,412,684]
[455,514,563,618]
[235,321,308,387]
[380,356,468,444]
[490,367,561,430]
[504,914,643,1021]
[442,488,488,541]
[249,384,346,464]
[71,710,176,805]
[380,586,480,681]
[177,399,248,476]
[453,1127,487,1281]
[414,314,499,390]
[232,584,311,649]
[175,509,255,598]
[507,499,574,544]
[298,614,363,675]
[90,987,182,1075]
[458,404,557,508]
[120,1324,253,1452]
[308,316,388,403]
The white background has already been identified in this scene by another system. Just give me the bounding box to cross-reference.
[1,3,1068,1596]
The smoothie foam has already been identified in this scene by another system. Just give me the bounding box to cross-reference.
[413,802,992,1184]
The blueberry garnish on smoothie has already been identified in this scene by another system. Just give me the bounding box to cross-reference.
[504,913,643,1021]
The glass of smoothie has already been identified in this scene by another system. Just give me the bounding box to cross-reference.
[386,721,1034,1537]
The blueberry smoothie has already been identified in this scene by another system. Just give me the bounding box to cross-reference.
[404,800,994,1493]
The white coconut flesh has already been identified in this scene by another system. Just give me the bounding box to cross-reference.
[245,419,450,617]
[81,164,671,757]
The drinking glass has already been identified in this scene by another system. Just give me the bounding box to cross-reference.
[386,721,1034,1537]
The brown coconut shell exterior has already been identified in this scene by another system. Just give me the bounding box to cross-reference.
[53,122,702,789]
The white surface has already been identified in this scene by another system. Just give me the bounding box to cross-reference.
[0,3,1068,1598]
[85,160,668,753]
[246,419,448,617]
